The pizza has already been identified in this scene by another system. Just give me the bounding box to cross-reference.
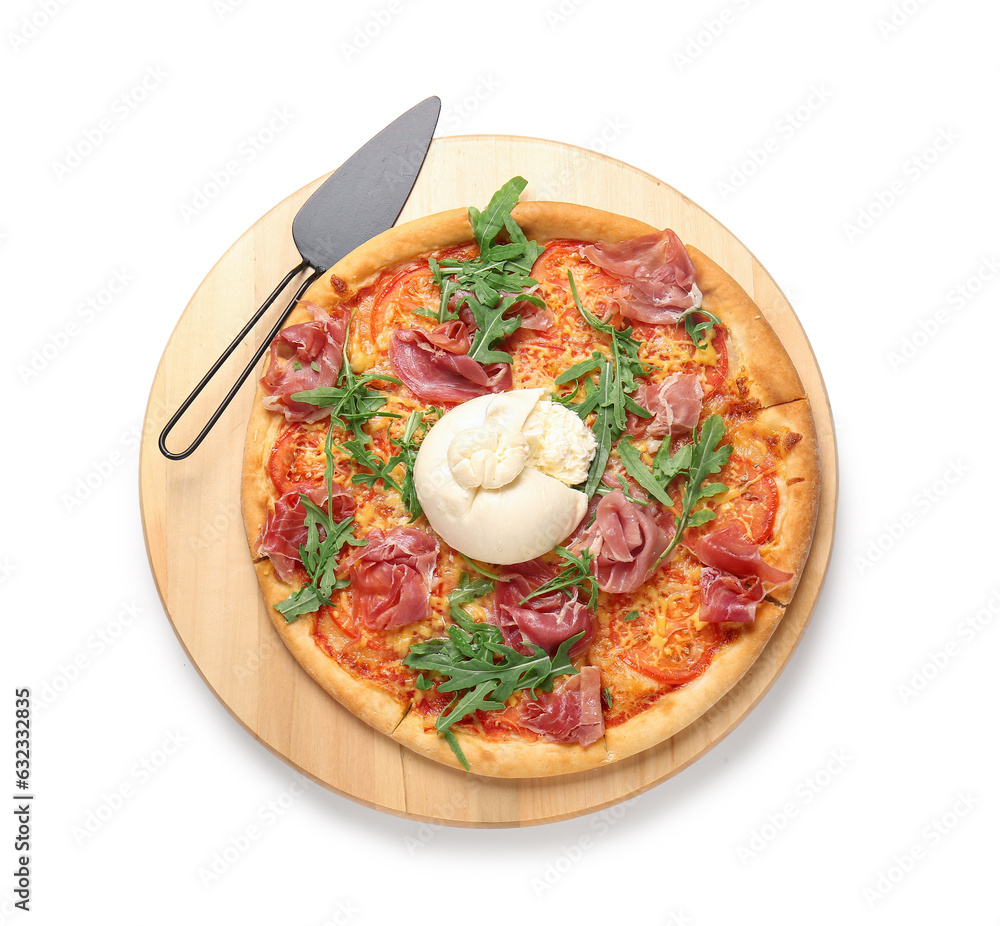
[241,177,820,778]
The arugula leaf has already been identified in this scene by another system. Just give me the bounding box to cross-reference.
[614,437,672,506]
[447,572,494,623]
[404,627,582,736]
[680,305,722,351]
[403,571,581,766]
[618,414,733,569]
[274,584,331,624]
[555,273,652,497]
[426,177,546,364]
[520,546,599,611]
[273,397,366,623]
[463,293,524,365]
[293,344,407,495]
[458,553,501,581]
[381,406,441,520]
[292,342,401,440]
[469,177,527,252]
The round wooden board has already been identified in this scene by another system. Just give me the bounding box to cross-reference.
[140,135,837,827]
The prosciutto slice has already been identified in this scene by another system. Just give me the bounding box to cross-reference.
[491,560,594,658]
[629,374,704,438]
[519,666,604,747]
[257,483,356,584]
[260,303,348,422]
[579,489,669,594]
[345,528,439,631]
[700,567,765,623]
[581,228,701,324]
[688,524,793,586]
[389,322,512,404]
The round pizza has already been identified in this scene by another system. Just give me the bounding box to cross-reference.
[240,177,820,778]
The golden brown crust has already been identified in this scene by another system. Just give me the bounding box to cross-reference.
[239,198,821,779]
[752,399,822,604]
[253,561,409,736]
[688,246,805,409]
[603,601,785,762]
[390,710,611,779]
[240,400,285,558]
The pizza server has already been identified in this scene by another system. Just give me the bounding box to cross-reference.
[158,96,441,460]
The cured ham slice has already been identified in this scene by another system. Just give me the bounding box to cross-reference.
[257,483,356,583]
[629,374,704,439]
[519,666,604,747]
[700,567,765,623]
[580,489,669,594]
[345,527,439,631]
[492,560,594,657]
[389,322,512,404]
[688,523,793,586]
[581,228,701,324]
[261,303,348,422]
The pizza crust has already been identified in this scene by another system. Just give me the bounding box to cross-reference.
[688,246,806,409]
[751,399,822,605]
[239,199,822,779]
[602,601,785,762]
[253,560,410,736]
[390,709,611,778]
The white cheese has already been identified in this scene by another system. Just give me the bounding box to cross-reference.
[413,389,594,564]
[522,399,597,486]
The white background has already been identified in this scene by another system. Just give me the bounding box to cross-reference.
[3,0,998,922]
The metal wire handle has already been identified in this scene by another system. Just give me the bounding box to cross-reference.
[158,260,322,460]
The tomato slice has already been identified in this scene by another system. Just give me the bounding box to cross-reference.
[634,319,728,397]
[531,239,620,318]
[713,454,779,544]
[267,423,355,495]
[267,424,326,493]
[696,324,729,396]
[614,615,721,686]
[369,245,480,345]
[370,261,438,342]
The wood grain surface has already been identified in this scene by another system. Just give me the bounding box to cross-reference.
[139,135,837,827]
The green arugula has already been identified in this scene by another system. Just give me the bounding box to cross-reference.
[679,305,721,351]
[292,343,400,440]
[403,573,581,770]
[458,553,501,581]
[519,546,599,611]
[446,572,494,622]
[381,407,441,520]
[274,425,366,623]
[553,272,652,497]
[617,414,733,569]
[424,177,546,365]
[294,344,404,494]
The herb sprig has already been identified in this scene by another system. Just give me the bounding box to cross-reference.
[423,177,546,365]
[381,406,441,520]
[403,573,581,769]
[680,305,721,351]
[553,271,652,497]
[293,343,401,439]
[519,546,599,610]
[293,345,404,493]
[274,424,366,624]
[617,414,733,568]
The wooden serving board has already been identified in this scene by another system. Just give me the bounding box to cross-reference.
[140,135,837,827]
